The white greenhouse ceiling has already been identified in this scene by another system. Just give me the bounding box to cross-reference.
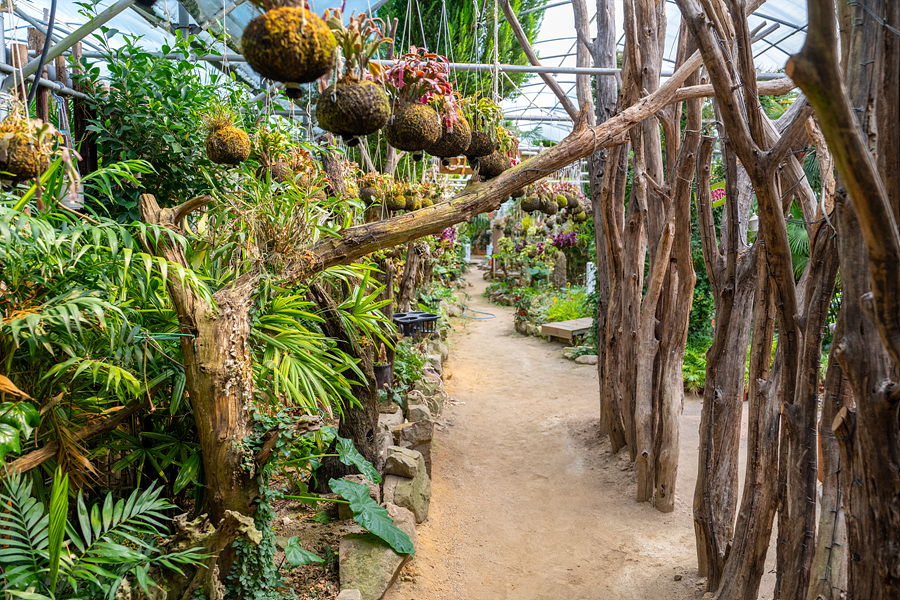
[10,0,806,138]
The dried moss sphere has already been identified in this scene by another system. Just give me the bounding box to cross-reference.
[206,125,251,166]
[242,7,336,85]
[316,79,391,140]
[257,161,292,183]
[511,188,525,199]
[384,104,442,152]
[520,195,541,212]
[426,116,472,159]
[0,132,41,181]
[574,211,588,223]
[386,194,406,211]
[359,186,381,205]
[421,197,434,208]
[474,151,510,179]
[464,130,496,158]
[540,196,559,215]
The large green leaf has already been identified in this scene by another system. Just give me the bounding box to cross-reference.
[283,536,324,568]
[335,436,381,484]
[329,479,414,556]
[0,402,40,442]
[173,452,202,494]
[0,423,21,461]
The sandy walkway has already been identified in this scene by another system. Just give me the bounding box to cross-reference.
[384,272,722,600]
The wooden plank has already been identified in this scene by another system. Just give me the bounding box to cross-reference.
[541,317,594,341]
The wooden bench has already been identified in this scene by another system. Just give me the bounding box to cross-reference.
[541,317,594,343]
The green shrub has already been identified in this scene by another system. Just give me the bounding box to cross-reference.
[394,339,426,387]
[683,346,708,393]
[543,288,590,323]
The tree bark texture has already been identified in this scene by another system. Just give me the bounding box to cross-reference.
[789,0,900,597]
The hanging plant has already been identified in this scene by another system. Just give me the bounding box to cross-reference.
[202,105,251,166]
[460,97,502,158]
[520,194,541,212]
[253,128,292,182]
[242,0,337,98]
[425,94,472,164]
[358,171,386,205]
[316,11,393,145]
[288,147,328,200]
[382,48,456,157]
[0,109,55,182]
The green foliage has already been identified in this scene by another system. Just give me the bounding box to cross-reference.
[394,339,427,387]
[74,29,252,219]
[0,468,205,599]
[682,346,707,393]
[284,537,325,567]
[542,287,590,323]
[328,479,415,555]
[377,0,547,99]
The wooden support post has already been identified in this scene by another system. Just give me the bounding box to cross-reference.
[10,43,29,101]
[28,27,50,122]
[71,42,97,175]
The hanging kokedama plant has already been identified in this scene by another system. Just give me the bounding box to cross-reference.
[520,195,541,212]
[252,127,293,182]
[203,106,251,166]
[316,11,392,146]
[460,97,502,158]
[242,0,337,98]
[0,110,54,181]
[382,48,455,157]
[471,126,517,179]
[358,171,385,206]
[425,96,472,164]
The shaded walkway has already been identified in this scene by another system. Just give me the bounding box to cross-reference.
[385,272,709,600]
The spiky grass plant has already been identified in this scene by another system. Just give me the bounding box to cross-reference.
[202,105,251,166]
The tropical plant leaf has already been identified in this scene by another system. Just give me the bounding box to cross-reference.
[0,423,22,461]
[329,478,414,556]
[335,435,381,484]
[0,401,40,440]
[0,375,33,400]
[47,468,69,593]
[284,536,324,568]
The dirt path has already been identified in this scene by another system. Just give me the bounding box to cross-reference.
[385,272,724,600]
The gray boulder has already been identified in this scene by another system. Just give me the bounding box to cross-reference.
[406,404,432,423]
[383,446,422,479]
[337,591,363,600]
[426,340,450,363]
[378,407,404,430]
[391,420,434,477]
[382,452,431,523]
[338,504,417,600]
[575,354,599,365]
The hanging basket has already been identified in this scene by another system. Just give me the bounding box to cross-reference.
[316,78,391,142]
[384,104,442,152]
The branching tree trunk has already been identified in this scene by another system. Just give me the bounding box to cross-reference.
[788,0,900,597]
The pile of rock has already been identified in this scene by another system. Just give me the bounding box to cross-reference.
[338,345,447,600]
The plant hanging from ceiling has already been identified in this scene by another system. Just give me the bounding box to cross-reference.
[242,0,337,98]
[460,96,503,158]
[382,47,457,159]
[316,10,393,146]
[0,105,58,182]
[426,92,472,165]
[202,104,251,166]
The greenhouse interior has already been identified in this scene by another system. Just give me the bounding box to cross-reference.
[0,0,897,598]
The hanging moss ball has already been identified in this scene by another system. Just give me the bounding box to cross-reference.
[511,188,525,199]
[384,103,442,152]
[404,194,422,211]
[426,116,472,159]
[359,186,381,205]
[241,7,336,86]
[421,197,434,208]
[0,132,42,181]
[316,78,391,140]
[386,194,406,211]
[464,130,496,158]
[540,196,559,215]
[574,211,589,223]
[555,194,567,208]
[520,195,541,212]
[256,161,293,183]
[205,125,251,166]
[474,151,510,179]
[566,194,579,209]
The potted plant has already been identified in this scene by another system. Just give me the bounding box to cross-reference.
[316,11,393,146]
[460,97,502,158]
[382,48,456,159]
[202,105,251,166]
[242,0,337,98]
[425,94,472,164]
